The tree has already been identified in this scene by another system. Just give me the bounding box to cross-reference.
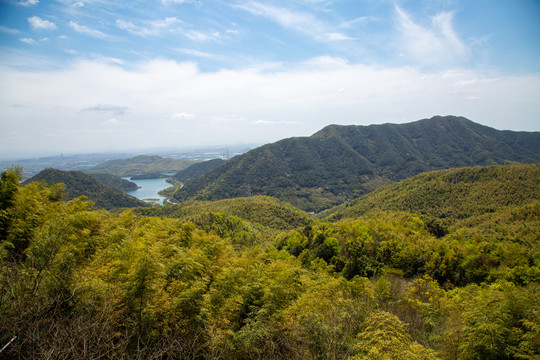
[349,310,440,360]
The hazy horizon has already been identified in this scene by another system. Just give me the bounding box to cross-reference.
[1,0,539,156]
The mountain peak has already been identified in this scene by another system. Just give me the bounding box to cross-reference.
[174,116,540,212]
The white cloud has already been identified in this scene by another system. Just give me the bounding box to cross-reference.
[19,37,37,45]
[69,21,111,39]
[28,16,57,30]
[185,30,221,42]
[83,104,128,115]
[0,26,21,35]
[233,1,350,43]
[19,0,38,6]
[172,112,196,118]
[395,6,468,67]
[1,57,539,154]
[161,0,194,3]
[81,104,128,116]
[175,48,215,58]
[116,17,182,37]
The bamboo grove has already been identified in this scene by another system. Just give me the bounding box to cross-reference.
[1,166,539,359]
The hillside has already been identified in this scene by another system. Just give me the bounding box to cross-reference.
[2,163,539,360]
[173,116,540,212]
[135,195,314,230]
[85,155,198,177]
[323,163,540,221]
[88,172,139,191]
[277,163,540,285]
[23,168,148,209]
[171,158,225,184]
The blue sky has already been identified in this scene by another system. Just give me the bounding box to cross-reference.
[1,0,539,157]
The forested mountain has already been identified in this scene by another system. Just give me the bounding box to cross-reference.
[2,164,539,359]
[172,158,225,184]
[136,195,313,230]
[173,116,540,212]
[85,154,198,177]
[88,172,139,191]
[23,168,148,209]
[323,163,540,221]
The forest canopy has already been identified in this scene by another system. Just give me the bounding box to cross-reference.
[0,165,538,359]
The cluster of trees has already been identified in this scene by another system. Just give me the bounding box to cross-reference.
[277,210,539,286]
[23,168,148,210]
[1,166,539,359]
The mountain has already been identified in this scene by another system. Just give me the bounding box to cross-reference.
[171,158,225,184]
[322,163,540,221]
[135,195,313,230]
[24,168,148,209]
[88,172,139,191]
[85,155,198,177]
[278,164,540,284]
[173,116,540,212]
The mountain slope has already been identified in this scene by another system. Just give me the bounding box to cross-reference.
[173,116,540,212]
[322,163,540,221]
[136,195,314,230]
[171,158,225,184]
[88,172,139,191]
[24,168,148,209]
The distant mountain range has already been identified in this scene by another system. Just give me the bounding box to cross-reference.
[24,168,148,209]
[172,116,540,212]
[84,155,198,177]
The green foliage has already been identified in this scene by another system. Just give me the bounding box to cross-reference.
[136,195,314,230]
[325,164,540,221]
[0,166,22,245]
[24,168,148,209]
[172,158,225,184]
[349,310,440,360]
[89,172,139,191]
[174,116,540,212]
[0,166,538,359]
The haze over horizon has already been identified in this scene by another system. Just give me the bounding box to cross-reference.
[1,0,539,158]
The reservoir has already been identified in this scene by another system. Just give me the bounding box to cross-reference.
[124,177,171,205]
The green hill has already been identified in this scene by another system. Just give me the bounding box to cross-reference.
[171,158,225,184]
[323,164,540,221]
[2,162,539,360]
[173,116,540,212]
[88,172,139,191]
[277,164,540,286]
[136,195,313,230]
[24,168,148,209]
[85,155,198,177]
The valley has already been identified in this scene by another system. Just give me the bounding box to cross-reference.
[1,116,539,359]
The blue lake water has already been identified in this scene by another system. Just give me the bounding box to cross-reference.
[124,177,171,205]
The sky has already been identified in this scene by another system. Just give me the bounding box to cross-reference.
[0,0,539,158]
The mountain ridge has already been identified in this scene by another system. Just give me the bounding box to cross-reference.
[173,116,540,212]
[23,168,149,209]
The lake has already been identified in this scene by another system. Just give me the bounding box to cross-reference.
[124,177,171,205]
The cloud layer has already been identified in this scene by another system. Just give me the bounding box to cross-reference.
[1,57,539,155]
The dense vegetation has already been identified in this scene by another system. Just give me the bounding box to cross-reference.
[88,172,139,191]
[135,195,314,230]
[172,158,225,184]
[1,164,538,359]
[173,116,540,212]
[323,164,540,221]
[85,155,198,177]
[23,168,148,210]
